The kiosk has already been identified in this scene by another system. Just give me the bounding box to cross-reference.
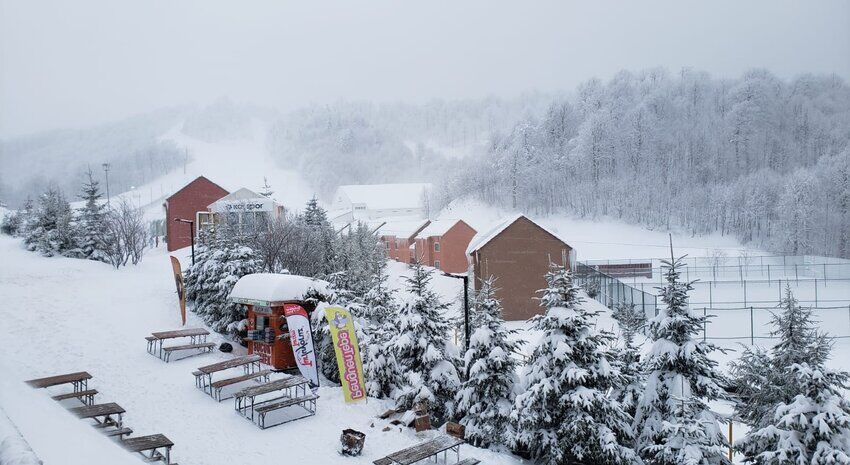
[229,273,330,371]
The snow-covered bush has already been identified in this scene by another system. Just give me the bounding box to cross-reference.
[392,260,460,425]
[24,187,80,258]
[633,255,730,465]
[611,302,645,418]
[361,266,402,399]
[75,169,110,263]
[101,198,148,268]
[455,277,523,448]
[510,264,637,465]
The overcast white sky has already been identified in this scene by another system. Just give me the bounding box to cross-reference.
[1,0,848,138]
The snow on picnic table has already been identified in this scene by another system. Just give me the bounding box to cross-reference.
[0,236,519,465]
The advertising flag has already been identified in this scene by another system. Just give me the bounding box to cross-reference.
[324,305,366,403]
[284,303,319,389]
[169,256,186,325]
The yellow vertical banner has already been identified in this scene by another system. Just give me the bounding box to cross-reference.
[170,256,186,325]
[324,305,367,403]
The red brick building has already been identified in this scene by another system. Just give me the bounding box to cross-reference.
[467,214,574,321]
[411,219,476,273]
[377,219,430,264]
[163,176,229,251]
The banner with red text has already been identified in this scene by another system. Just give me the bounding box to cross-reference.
[284,303,319,389]
[323,305,366,403]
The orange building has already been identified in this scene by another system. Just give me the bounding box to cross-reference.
[376,219,430,264]
[411,219,477,273]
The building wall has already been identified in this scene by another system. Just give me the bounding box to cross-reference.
[381,235,416,264]
[164,178,229,251]
[471,217,572,321]
[413,221,477,273]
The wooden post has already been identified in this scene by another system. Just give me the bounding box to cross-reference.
[728,422,733,461]
[750,306,754,346]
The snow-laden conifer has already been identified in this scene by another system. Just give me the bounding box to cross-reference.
[362,266,402,399]
[455,277,523,448]
[739,363,850,465]
[612,302,646,419]
[393,260,460,424]
[510,264,638,465]
[76,169,109,262]
[633,255,730,465]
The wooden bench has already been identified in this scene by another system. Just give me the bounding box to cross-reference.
[104,427,133,439]
[374,435,465,465]
[51,389,98,405]
[209,370,271,401]
[70,402,125,429]
[26,371,92,393]
[254,393,318,429]
[161,342,216,362]
[122,434,174,464]
[147,328,210,361]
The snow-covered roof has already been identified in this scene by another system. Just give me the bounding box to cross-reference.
[335,183,432,210]
[466,214,570,255]
[229,273,330,305]
[372,218,430,239]
[415,219,464,238]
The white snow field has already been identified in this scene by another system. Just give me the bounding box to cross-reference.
[0,236,519,465]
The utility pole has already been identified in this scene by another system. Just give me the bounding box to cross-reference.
[102,163,111,205]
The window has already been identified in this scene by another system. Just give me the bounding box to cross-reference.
[434,242,440,252]
[434,260,441,269]
[196,212,214,234]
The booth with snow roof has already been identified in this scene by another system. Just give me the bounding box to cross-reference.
[228,273,330,371]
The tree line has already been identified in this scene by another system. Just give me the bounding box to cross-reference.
[441,69,850,258]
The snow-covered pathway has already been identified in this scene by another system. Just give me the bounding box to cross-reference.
[0,236,519,465]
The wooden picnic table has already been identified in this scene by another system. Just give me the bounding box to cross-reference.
[147,328,210,360]
[197,354,262,374]
[234,376,309,420]
[70,402,125,429]
[25,371,91,391]
[194,355,264,400]
[122,433,174,464]
[379,435,465,465]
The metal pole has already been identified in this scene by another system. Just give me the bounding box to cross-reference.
[102,163,111,205]
[728,422,733,461]
[463,275,470,352]
[750,306,754,345]
[703,307,707,342]
[190,220,196,265]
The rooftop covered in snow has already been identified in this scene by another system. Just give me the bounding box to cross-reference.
[466,213,571,255]
[333,183,432,211]
[228,273,330,306]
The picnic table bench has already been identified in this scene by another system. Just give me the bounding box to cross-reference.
[374,435,466,465]
[146,328,212,362]
[122,433,174,464]
[69,402,125,429]
[26,371,91,391]
[194,355,267,401]
[232,375,314,428]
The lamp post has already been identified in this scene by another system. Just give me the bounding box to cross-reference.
[443,271,471,351]
[101,163,111,205]
[174,218,195,265]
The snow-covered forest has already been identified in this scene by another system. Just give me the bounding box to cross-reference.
[444,69,850,258]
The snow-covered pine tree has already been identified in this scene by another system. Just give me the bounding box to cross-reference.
[731,286,835,461]
[76,169,109,262]
[510,264,637,465]
[393,260,460,424]
[184,228,259,334]
[362,265,403,399]
[303,196,337,276]
[259,177,274,198]
[739,363,850,465]
[455,277,523,448]
[611,302,646,419]
[25,187,80,257]
[633,255,730,465]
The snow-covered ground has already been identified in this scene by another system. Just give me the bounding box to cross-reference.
[0,236,519,465]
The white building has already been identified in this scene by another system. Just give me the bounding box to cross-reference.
[330,183,433,222]
[198,187,284,234]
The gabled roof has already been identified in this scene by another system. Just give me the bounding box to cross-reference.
[165,176,228,201]
[213,187,263,203]
[415,219,471,239]
[372,218,431,239]
[335,183,432,210]
[466,214,571,255]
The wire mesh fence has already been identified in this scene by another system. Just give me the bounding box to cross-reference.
[575,255,850,345]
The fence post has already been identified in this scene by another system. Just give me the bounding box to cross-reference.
[767,264,770,281]
[750,306,754,346]
[795,264,798,282]
[743,280,747,308]
[815,279,818,307]
[703,307,707,343]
